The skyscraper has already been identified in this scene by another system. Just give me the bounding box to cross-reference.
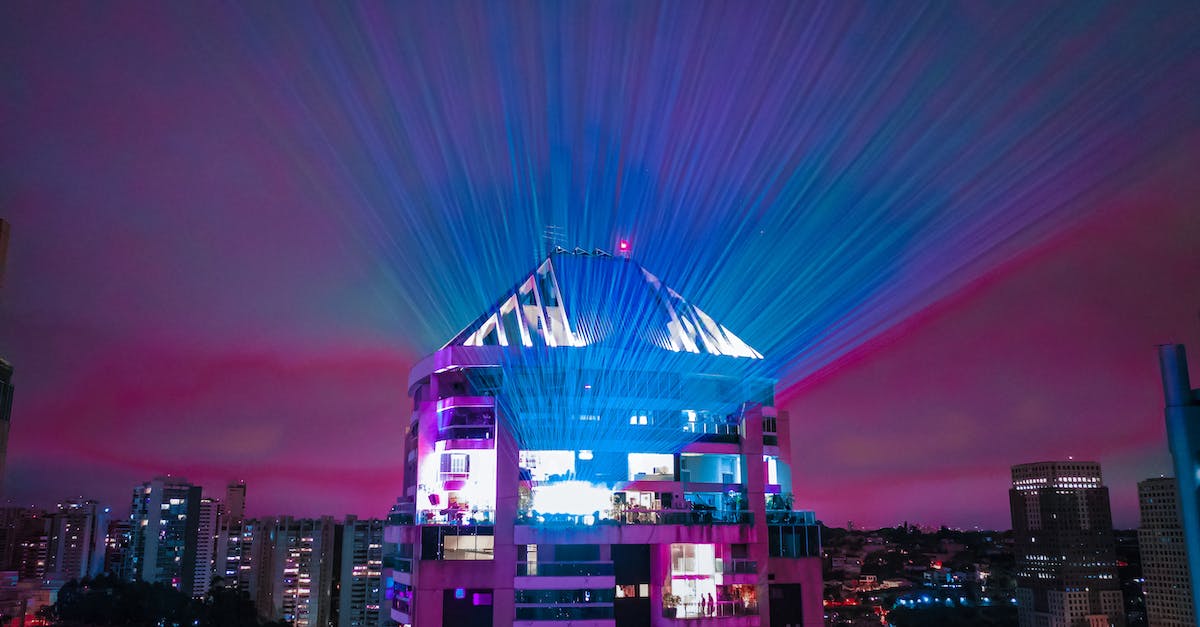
[225,481,247,524]
[1157,344,1200,619]
[0,218,12,499]
[214,481,251,591]
[216,517,266,597]
[192,497,220,597]
[0,507,49,580]
[0,217,9,288]
[0,507,39,572]
[45,499,110,580]
[103,519,131,578]
[338,516,388,627]
[255,516,336,627]
[1138,477,1195,626]
[0,360,13,499]
[1010,461,1125,627]
[124,476,202,591]
[385,250,823,627]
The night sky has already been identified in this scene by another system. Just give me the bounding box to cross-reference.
[2,2,1198,529]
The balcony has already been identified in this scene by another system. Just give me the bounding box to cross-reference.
[766,517,821,558]
[435,397,495,443]
[516,561,615,577]
[418,507,495,526]
[717,558,757,575]
[516,507,751,527]
[682,419,741,444]
[667,584,759,620]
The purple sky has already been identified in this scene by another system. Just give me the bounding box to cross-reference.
[2,3,1198,529]
[783,152,1200,529]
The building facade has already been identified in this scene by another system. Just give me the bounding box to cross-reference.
[1010,461,1124,627]
[254,516,337,627]
[103,519,131,578]
[0,218,11,499]
[1138,477,1195,626]
[124,476,202,592]
[385,251,823,627]
[0,359,12,499]
[45,499,110,581]
[192,497,220,597]
[338,516,389,627]
[214,482,253,592]
[1157,344,1200,619]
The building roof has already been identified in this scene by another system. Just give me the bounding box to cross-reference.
[445,250,763,359]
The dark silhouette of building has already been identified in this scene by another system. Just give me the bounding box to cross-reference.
[0,218,11,499]
[0,360,12,500]
[1010,461,1125,627]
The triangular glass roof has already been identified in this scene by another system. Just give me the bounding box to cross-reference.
[446,252,762,359]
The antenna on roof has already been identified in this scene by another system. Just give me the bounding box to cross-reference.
[544,225,566,254]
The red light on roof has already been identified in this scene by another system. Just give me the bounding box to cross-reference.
[618,239,630,251]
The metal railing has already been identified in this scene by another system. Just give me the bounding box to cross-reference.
[717,558,758,575]
[669,599,759,619]
[516,561,615,577]
[516,508,751,526]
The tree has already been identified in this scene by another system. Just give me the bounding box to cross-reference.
[39,574,291,627]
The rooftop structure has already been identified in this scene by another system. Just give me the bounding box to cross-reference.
[1009,461,1124,627]
[385,248,823,627]
[1158,344,1200,618]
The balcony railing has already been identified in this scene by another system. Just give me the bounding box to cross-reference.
[765,509,816,524]
[669,599,759,619]
[517,507,751,526]
[516,561,615,577]
[418,508,495,526]
[717,558,758,575]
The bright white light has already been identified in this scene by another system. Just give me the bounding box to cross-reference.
[531,481,612,516]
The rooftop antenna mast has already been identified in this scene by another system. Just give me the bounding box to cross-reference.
[544,225,566,254]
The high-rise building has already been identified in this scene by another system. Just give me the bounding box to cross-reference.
[45,499,110,580]
[0,507,49,580]
[216,517,267,598]
[0,218,11,500]
[385,250,823,627]
[214,482,251,592]
[103,519,131,577]
[225,481,247,524]
[0,507,38,572]
[338,516,388,627]
[254,516,336,627]
[1010,461,1125,627]
[0,217,9,288]
[124,476,202,591]
[0,360,13,499]
[192,497,220,597]
[1157,344,1200,618]
[1138,477,1195,626]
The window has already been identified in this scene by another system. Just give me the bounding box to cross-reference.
[628,453,675,481]
[443,535,494,560]
[441,453,470,474]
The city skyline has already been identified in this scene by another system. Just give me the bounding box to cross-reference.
[2,2,1199,532]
